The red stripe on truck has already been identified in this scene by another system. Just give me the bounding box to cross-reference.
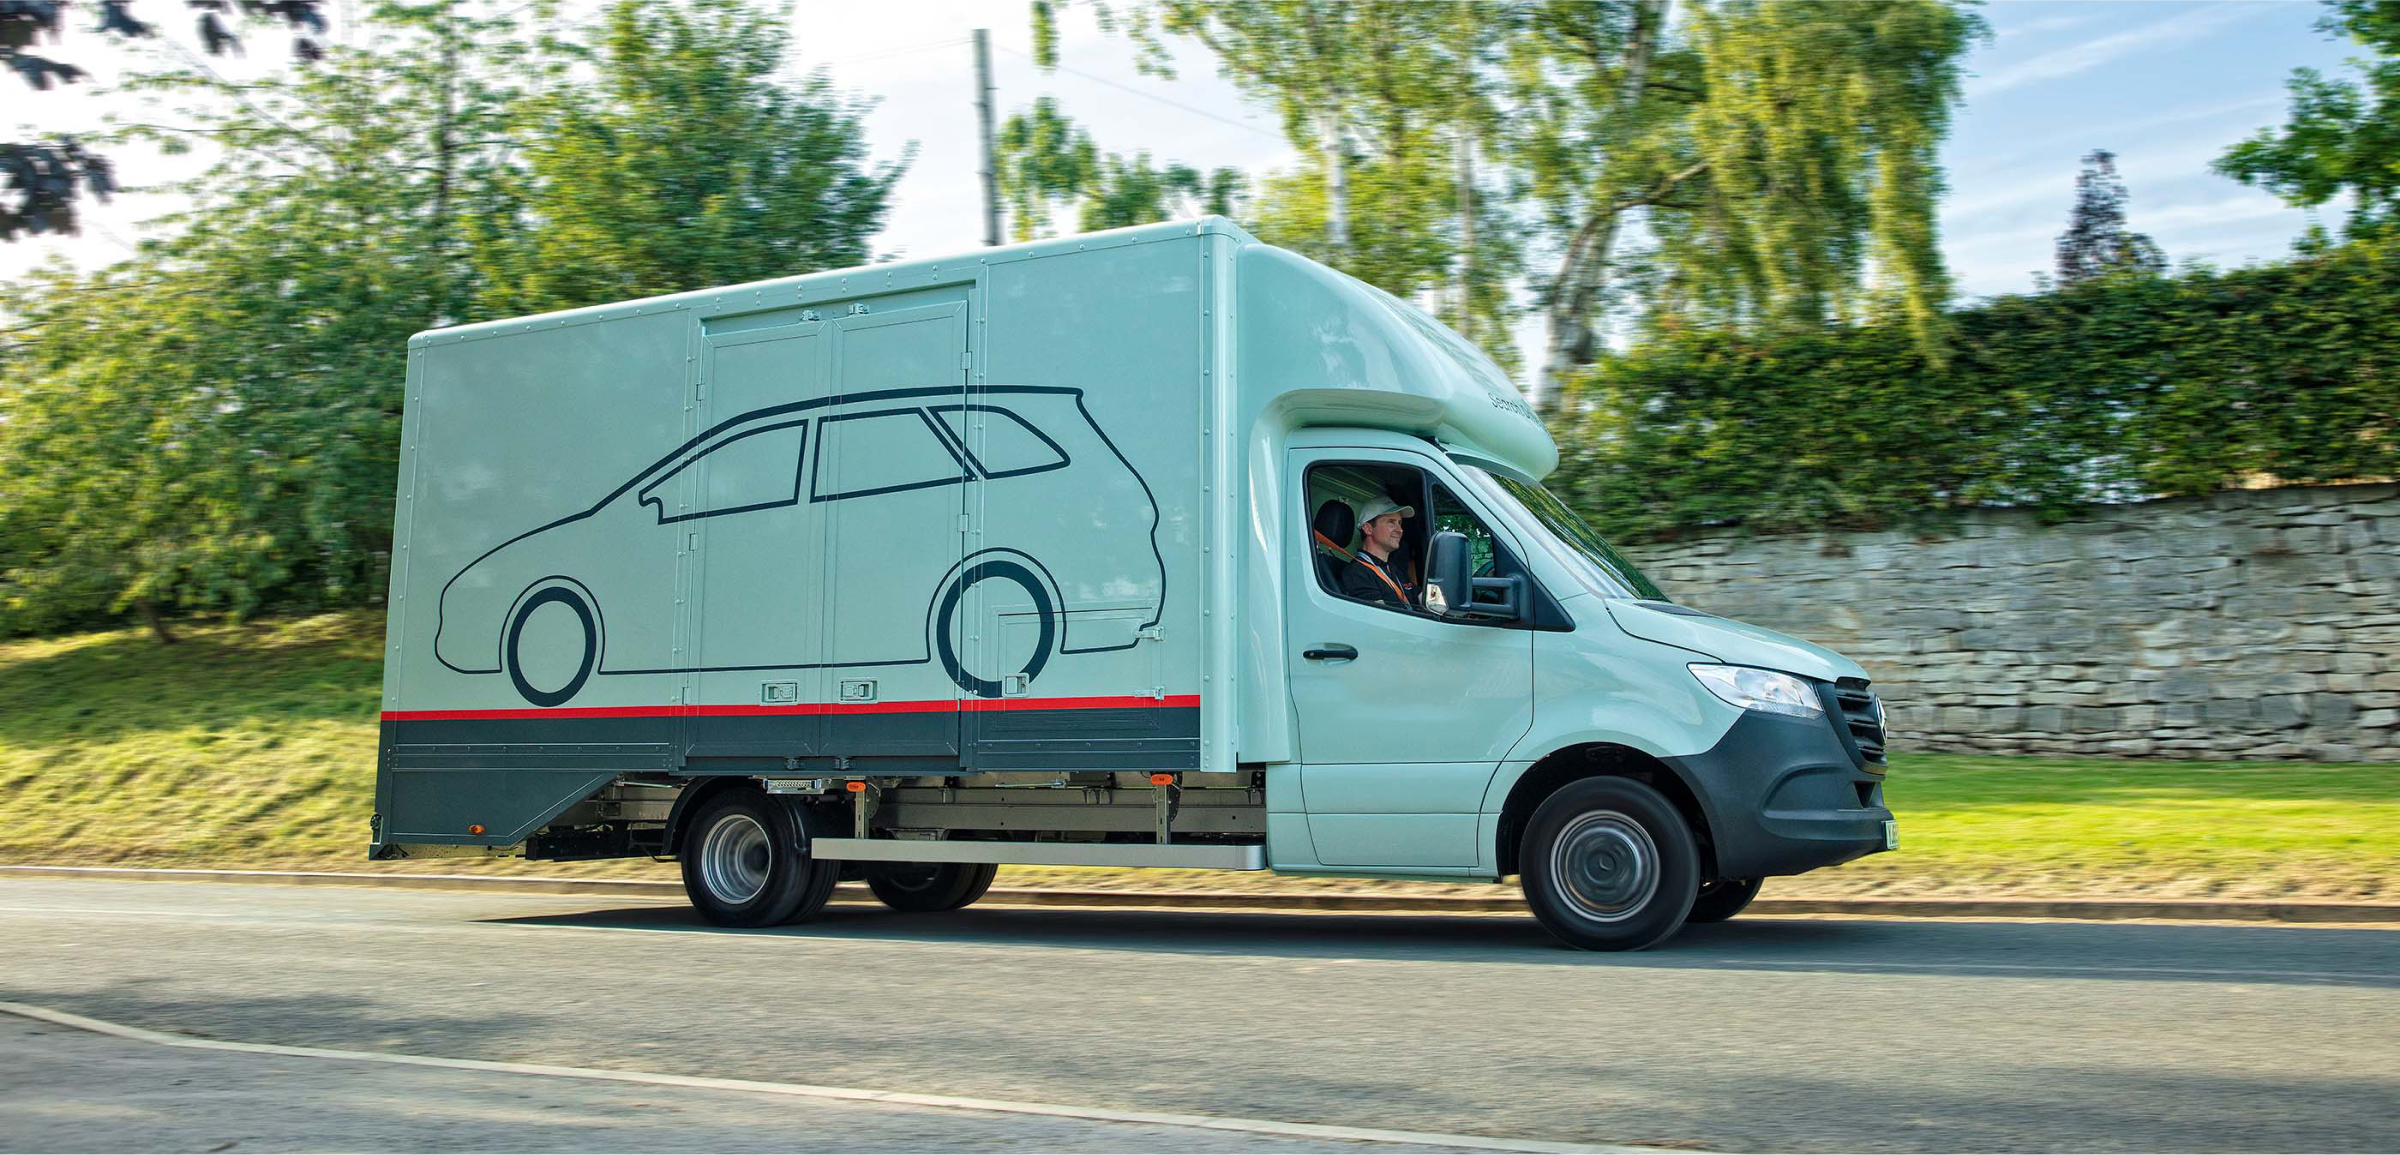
[381,695,1201,723]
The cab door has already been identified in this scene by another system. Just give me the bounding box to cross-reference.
[1284,447,1534,868]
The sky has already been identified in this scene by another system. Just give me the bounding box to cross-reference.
[1,0,2367,378]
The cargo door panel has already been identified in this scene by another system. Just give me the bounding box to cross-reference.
[818,294,972,760]
[683,318,830,760]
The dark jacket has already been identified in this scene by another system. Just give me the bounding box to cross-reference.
[1340,551,1415,607]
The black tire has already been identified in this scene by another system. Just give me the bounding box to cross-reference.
[1686,877,1764,924]
[1520,777,1700,951]
[864,861,999,912]
[506,585,597,707]
[679,791,836,928]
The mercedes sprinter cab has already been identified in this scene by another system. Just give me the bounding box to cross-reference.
[371,217,1894,951]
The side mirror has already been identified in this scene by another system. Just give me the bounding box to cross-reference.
[1426,531,1472,616]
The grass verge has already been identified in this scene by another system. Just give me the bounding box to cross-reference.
[3,612,2395,900]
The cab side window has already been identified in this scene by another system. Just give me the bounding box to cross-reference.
[639,419,807,523]
[1430,481,1529,613]
[1431,483,1497,577]
[1304,462,1425,614]
[813,409,971,501]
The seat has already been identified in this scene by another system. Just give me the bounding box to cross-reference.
[1311,500,1356,590]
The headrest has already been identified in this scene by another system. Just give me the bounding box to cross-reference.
[1312,499,1355,550]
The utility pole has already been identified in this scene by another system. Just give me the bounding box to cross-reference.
[973,28,1000,247]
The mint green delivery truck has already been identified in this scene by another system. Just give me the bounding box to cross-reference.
[372,217,1893,951]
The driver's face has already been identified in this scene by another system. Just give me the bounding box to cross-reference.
[1361,512,1405,554]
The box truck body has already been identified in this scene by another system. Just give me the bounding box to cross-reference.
[374,218,1893,950]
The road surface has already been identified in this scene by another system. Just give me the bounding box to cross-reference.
[3,878,2396,1153]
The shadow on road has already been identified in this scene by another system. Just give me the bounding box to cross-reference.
[483,900,2400,987]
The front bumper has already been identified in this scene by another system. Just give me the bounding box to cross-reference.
[1664,708,1892,879]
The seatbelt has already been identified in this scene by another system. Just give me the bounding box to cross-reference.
[1357,553,1410,605]
[1312,530,1355,561]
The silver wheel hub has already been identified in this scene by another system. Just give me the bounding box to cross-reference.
[1550,810,1659,922]
[699,813,772,905]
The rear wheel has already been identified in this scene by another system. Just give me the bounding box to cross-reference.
[1520,777,1699,951]
[680,791,838,927]
[864,861,998,912]
[1686,877,1764,924]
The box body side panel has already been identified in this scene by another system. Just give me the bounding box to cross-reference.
[974,235,1209,770]
[377,311,692,846]
[378,234,1222,851]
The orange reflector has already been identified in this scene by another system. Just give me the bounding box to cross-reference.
[1149,773,1174,786]
[844,781,866,793]
[467,824,485,835]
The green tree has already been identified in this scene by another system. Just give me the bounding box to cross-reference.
[2215,0,2400,239]
[1126,0,1523,371]
[2056,149,2166,287]
[477,0,901,315]
[1514,0,1985,412]
[995,95,1243,241]
[0,2,529,640]
[0,0,904,640]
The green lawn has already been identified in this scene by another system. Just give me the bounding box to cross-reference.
[3,612,2394,900]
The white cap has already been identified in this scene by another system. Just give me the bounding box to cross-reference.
[1358,496,1416,524]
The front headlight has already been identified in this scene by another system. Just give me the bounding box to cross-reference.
[1689,664,1824,719]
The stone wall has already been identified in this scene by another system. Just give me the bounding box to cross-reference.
[1617,483,2400,761]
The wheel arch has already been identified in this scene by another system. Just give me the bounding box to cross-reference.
[663,777,841,858]
[1492,743,1720,881]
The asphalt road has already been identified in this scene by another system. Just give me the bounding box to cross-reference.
[3,879,2396,1154]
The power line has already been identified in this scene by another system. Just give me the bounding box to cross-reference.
[802,36,973,73]
[991,45,1285,143]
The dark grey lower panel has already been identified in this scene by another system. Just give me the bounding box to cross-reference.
[382,707,1198,770]
[371,706,1202,853]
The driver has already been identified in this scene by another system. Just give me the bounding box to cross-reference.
[1341,496,1417,607]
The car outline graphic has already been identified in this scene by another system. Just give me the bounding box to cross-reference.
[431,385,1164,706]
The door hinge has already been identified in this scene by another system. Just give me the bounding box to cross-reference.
[959,350,974,370]
[1135,626,1163,642]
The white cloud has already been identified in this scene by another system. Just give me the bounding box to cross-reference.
[1967,2,2272,97]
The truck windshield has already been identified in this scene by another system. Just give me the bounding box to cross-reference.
[1462,468,1667,602]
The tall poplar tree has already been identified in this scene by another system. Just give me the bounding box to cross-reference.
[2056,149,2166,287]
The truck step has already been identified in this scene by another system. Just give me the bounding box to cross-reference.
[809,838,1265,871]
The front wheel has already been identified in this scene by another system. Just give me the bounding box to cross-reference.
[1520,777,1700,951]
[1687,877,1764,924]
[864,861,998,912]
[680,791,838,927]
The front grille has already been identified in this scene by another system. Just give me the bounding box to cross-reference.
[1832,678,1887,766]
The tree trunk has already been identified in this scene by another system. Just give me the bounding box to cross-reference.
[1454,122,1475,322]
[1532,0,1671,421]
[1318,108,1350,254]
[135,596,177,646]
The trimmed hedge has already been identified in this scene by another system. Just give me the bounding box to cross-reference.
[1549,237,2400,540]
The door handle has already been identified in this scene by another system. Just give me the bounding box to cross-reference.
[1302,644,1358,662]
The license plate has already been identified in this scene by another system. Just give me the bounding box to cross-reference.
[1883,820,1899,850]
